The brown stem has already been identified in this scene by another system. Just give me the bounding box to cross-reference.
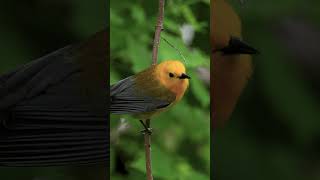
[152,0,165,65]
[144,119,153,180]
[144,0,165,179]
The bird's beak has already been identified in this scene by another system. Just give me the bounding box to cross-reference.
[179,73,191,79]
[220,36,259,55]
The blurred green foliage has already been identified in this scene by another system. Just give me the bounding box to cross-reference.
[110,0,210,179]
[214,1,320,180]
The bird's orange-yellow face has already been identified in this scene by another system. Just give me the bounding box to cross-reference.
[156,60,190,101]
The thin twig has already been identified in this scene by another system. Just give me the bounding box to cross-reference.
[152,0,165,65]
[161,36,187,64]
[144,0,165,180]
[144,119,152,180]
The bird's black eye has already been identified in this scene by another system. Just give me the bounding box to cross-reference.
[169,73,174,78]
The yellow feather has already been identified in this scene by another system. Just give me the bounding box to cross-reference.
[133,60,189,119]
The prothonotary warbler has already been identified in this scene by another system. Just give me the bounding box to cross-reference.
[110,60,190,132]
[211,0,258,126]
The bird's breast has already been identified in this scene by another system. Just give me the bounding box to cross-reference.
[168,80,188,102]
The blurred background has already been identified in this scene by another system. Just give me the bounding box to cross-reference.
[214,0,320,180]
[110,0,210,179]
[0,0,107,180]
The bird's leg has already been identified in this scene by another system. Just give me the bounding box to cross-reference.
[139,119,152,135]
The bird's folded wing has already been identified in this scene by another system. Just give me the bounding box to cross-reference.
[110,96,171,114]
[0,129,108,166]
[0,40,109,166]
[0,46,80,110]
[0,91,109,167]
[110,76,172,114]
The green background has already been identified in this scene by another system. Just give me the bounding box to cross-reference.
[214,0,320,180]
[110,0,210,179]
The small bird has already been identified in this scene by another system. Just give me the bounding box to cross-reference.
[0,30,109,166]
[110,60,190,132]
[211,0,258,126]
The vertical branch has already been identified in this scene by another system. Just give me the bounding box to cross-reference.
[144,0,165,180]
[144,119,152,180]
[152,0,165,65]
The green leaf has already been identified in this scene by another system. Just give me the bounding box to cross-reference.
[131,5,146,25]
[189,70,210,107]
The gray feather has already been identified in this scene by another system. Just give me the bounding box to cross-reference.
[110,75,172,114]
[0,30,109,166]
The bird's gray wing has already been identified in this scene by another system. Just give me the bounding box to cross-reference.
[0,46,78,109]
[0,34,109,167]
[110,76,171,114]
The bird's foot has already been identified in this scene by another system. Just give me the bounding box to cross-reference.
[140,127,153,135]
[139,120,152,135]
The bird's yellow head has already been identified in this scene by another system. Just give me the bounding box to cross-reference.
[155,60,190,101]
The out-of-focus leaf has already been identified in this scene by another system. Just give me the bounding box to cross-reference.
[131,5,146,25]
[189,70,210,107]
